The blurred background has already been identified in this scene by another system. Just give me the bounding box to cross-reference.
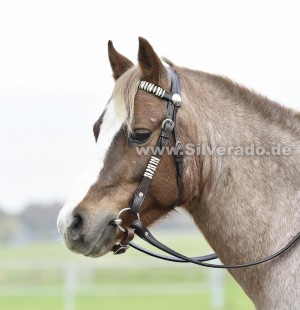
[1,0,299,309]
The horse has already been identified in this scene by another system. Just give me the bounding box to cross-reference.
[57,37,300,309]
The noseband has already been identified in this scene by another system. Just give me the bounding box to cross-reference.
[111,69,300,269]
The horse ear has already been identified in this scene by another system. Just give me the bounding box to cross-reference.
[108,41,133,80]
[138,37,166,84]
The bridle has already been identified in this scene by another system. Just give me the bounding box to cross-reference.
[111,68,300,268]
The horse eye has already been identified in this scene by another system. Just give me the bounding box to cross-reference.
[130,129,152,144]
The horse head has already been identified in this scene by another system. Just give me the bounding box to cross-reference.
[57,38,181,257]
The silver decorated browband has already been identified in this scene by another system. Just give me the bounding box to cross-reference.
[138,80,182,106]
[138,80,166,98]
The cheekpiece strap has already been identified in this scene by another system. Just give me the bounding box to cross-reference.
[130,69,183,216]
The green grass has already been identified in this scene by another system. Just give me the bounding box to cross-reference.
[0,293,253,310]
[78,295,212,309]
[0,297,62,310]
[0,233,254,310]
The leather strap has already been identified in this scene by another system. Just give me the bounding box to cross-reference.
[112,228,135,255]
[167,68,184,206]
[129,68,184,215]
[131,220,300,269]
[129,241,218,262]
[130,177,151,215]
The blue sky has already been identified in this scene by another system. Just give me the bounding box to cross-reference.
[0,0,299,212]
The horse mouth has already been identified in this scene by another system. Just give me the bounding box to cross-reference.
[62,220,119,258]
[83,222,119,258]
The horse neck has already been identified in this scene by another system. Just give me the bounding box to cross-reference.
[178,68,300,306]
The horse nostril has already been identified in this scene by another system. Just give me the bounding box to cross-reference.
[69,215,84,240]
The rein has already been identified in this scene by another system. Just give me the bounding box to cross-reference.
[111,68,300,268]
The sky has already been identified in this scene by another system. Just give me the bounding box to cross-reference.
[0,0,300,213]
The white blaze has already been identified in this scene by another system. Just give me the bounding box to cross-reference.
[57,99,125,229]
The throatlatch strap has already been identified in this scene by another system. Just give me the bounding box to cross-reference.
[167,68,184,206]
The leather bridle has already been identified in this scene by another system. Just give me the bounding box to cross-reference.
[111,68,300,268]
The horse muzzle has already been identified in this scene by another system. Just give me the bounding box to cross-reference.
[57,209,118,257]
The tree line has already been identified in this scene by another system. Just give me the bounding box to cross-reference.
[0,203,62,244]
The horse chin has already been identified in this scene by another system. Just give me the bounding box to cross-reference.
[83,223,118,258]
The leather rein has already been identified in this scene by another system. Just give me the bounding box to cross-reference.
[111,68,300,268]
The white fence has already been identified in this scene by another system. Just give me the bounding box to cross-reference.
[0,258,224,310]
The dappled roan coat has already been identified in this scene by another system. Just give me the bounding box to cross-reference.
[58,38,300,310]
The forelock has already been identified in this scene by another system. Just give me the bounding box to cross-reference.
[112,66,141,134]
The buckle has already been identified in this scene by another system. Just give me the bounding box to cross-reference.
[112,227,135,255]
[113,243,130,255]
[175,141,184,154]
[175,140,182,149]
[161,119,174,132]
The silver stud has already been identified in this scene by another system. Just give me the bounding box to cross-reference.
[138,192,144,198]
[145,232,149,237]
[172,94,182,105]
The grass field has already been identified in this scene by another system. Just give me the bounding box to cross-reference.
[0,232,254,310]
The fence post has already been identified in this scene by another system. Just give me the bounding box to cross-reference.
[63,262,76,310]
[210,267,224,310]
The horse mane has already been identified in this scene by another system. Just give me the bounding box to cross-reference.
[208,73,300,137]
[174,66,300,137]
[161,57,175,67]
